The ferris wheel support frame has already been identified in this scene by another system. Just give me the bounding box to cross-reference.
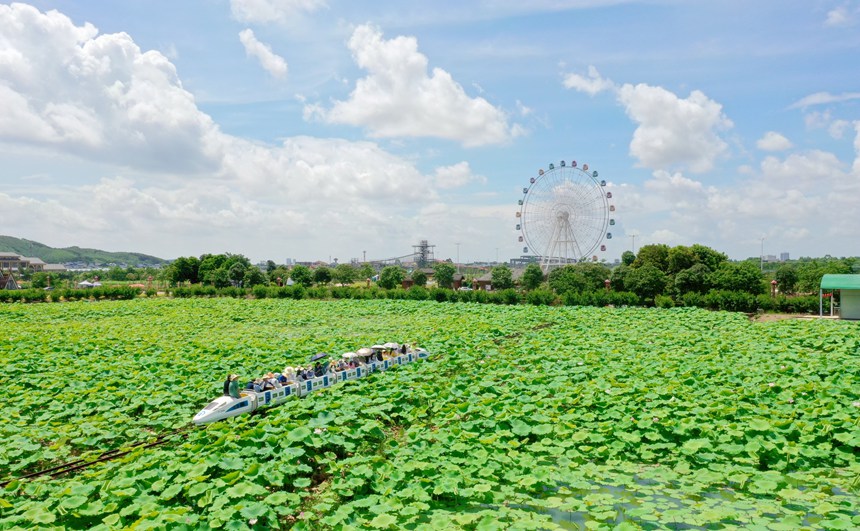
[516,159,616,274]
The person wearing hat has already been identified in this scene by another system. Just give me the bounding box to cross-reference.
[224,373,241,398]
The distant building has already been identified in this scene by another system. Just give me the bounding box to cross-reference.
[0,252,65,273]
[780,252,790,262]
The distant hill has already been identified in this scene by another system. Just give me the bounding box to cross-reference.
[0,235,167,267]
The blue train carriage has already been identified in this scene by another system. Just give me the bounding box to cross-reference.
[193,348,430,424]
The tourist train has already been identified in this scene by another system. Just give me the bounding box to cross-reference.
[193,345,430,424]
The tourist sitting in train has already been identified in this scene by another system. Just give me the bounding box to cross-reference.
[282,367,296,383]
[262,372,280,390]
[223,373,240,398]
[313,362,325,377]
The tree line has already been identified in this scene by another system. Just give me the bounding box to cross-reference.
[15,246,852,312]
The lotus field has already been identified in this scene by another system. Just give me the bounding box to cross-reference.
[1,298,859,529]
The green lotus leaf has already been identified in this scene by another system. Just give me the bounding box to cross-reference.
[368,513,397,528]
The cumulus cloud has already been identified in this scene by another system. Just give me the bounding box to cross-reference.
[617,84,733,173]
[622,131,860,257]
[0,4,482,260]
[433,162,486,189]
[756,131,793,151]
[230,0,326,25]
[562,66,732,173]
[307,24,520,147]
[0,3,221,172]
[562,65,615,96]
[238,29,288,78]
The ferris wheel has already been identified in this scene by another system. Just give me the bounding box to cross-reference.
[516,159,615,272]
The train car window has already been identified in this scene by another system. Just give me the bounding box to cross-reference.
[226,401,249,412]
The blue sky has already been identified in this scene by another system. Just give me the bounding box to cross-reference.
[1,0,858,263]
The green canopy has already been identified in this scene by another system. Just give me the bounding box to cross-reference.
[820,274,860,290]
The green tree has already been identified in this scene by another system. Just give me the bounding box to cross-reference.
[30,272,49,289]
[625,264,669,301]
[411,269,428,287]
[211,268,231,288]
[548,265,588,295]
[290,265,314,287]
[667,246,696,275]
[266,260,277,274]
[378,266,406,289]
[313,266,332,285]
[690,244,727,272]
[228,262,246,286]
[708,262,765,294]
[198,254,227,285]
[105,266,127,281]
[632,244,670,272]
[521,263,544,291]
[243,267,268,287]
[358,263,374,281]
[433,262,456,289]
[269,266,291,285]
[674,263,711,295]
[609,264,630,292]
[491,265,514,290]
[332,264,357,285]
[774,264,798,295]
[571,263,611,291]
[795,258,852,293]
[621,250,636,266]
[168,256,200,285]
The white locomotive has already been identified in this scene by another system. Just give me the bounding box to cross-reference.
[193,347,430,424]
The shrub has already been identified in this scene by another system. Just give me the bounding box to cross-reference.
[497,289,520,305]
[703,290,756,312]
[681,292,706,308]
[655,295,675,309]
[406,286,429,301]
[526,289,556,306]
[252,285,268,299]
[430,288,451,303]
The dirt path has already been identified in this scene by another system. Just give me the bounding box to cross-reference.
[749,313,820,322]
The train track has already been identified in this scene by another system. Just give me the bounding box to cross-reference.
[0,424,194,488]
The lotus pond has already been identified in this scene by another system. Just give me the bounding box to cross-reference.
[1,298,858,530]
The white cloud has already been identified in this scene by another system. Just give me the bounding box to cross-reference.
[829,119,851,139]
[824,4,857,27]
[307,24,520,147]
[854,121,860,174]
[621,136,860,257]
[617,84,733,173]
[562,66,732,173]
[230,0,326,25]
[433,162,486,189]
[562,65,615,96]
[756,131,793,152]
[0,3,220,172]
[0,4,483,261]
[790,91,860,109]
[238,29,288,78]
[516,100,532,117]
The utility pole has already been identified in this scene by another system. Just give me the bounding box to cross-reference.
[455,242,461,274]
[363,250,366,262]
[760,236,765,272]
[629,234,636,254]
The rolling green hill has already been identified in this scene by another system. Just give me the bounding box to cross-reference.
[0,235,166,266]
